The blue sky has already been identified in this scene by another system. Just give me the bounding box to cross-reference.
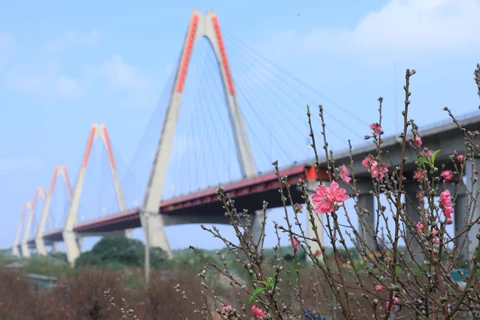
[1,0,480,252]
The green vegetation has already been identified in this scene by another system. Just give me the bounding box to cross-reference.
[76,236,168,270]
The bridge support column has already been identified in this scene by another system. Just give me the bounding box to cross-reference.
[20,243,31,258]
[35,238,47,256]
[455,184,468,261]
[124,229,133,239]
[12,203,31,257]
[63,231,81,265]
[21,200,37,259]
[141,211,171,258]
[355,182,375,250]
[464,157,480,259]
[305,181,325,261]
[404,183,422,264]
[51,242,58,254]
[244,210,265,249]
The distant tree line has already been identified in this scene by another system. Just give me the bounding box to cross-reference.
[76,236,168,269]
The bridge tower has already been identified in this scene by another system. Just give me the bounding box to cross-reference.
[12,202,32,257]
[63,124,129,265]
[36,166,72,256]
[21,188,46,258]
[142,9,258,258]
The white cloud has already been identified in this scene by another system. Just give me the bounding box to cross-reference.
[4,54,162,105]
[43,30,103,54]
[0,33,13,68]
[85,55,159,108]
[353,0,480,52]
[4,60,83,99]
[260,0,480,63]
[92,55,156,90]
[0,156,43,175]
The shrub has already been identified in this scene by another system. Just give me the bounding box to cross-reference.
[76,236,167,270]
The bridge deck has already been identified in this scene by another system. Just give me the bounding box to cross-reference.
[41,163,325,240]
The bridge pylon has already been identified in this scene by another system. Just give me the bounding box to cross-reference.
[141,9,258,258]
[36,165,72,256]
[21,188,46,258]
[63,123,129,266]
[12,202,32,257]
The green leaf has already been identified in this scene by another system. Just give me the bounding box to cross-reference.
[415,157,430,165]
[266,277,274,287]
[431,149,442,164]
[248,287,266,303]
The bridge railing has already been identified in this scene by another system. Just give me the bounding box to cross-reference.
[322,110,480,161]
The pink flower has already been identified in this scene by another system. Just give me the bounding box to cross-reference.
[311,182,349,214]
[290,237,300,251]
[329,182,349,202]
[443,206,454,220]
[251,305,265,318]
[440,190,454,220]
[221,305,232,314]
[410,136,422,148]
[371,162,388,180]
[370,123,382,135]
[422,148,433,157]
[458,154,465,164]
[314,250,322,257]
[386,297,400,310]
[440,190,452,208]
[446,218,453,225]
[362,155,376,168]
[339,164,351,184]
[311,185,334,214]
[416,221,424,233]
[413,170,426,181]
[294,204,303,213]
[441,170,453,181]
[375,285,383,292]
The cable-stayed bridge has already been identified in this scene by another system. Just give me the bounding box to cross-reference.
[7,9,480,265]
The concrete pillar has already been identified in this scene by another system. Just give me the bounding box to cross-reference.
[464,157,480,259]
[355,182,375,250]
[455,189,468,261]
[124,229,133,239]
[12,245,20,257]
[305,181,326,260]
[36,193,53,256]
[404,183,422,264]
[12,203,31,257]
[246,210,265,248]
[77,237,84,251]
[51,242,57,254]
[21,204,35,259]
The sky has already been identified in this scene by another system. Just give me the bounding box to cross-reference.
[1,0,480,252]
